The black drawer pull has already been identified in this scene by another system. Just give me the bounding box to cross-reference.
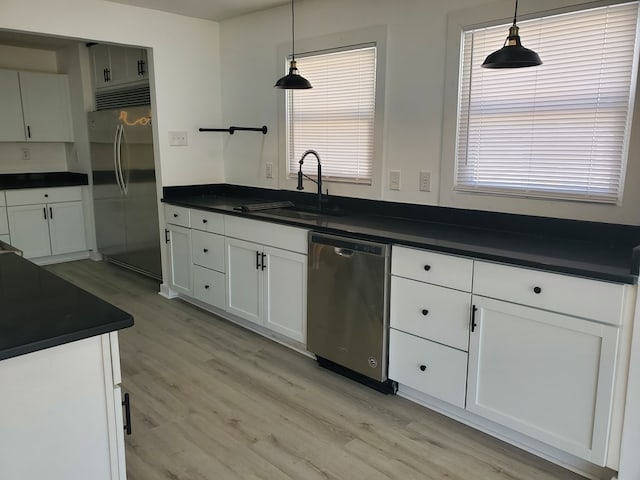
[203,248,208,253]
[423,265,431,271]
[122,393,132,435]
[533,286,542,294]
[421,309,429,316]
[173,213,178,218]
[419,365,427,372]
[44,193,49,198]
[205,285,210,289]
[202,219,208,223]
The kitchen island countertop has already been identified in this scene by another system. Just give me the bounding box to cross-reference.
[0,253,133,361]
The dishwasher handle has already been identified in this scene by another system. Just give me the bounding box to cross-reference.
[310,233,389,257]
[334,247,354,258]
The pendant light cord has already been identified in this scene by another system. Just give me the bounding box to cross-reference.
[513,0,518,25]
[291,0,296,61]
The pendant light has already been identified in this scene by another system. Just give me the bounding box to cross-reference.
[482,0,542,69]
[275,0,312,89]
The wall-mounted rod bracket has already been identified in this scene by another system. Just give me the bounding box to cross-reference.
[199,125,268,135]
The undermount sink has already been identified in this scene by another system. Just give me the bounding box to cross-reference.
[261,206,344,221]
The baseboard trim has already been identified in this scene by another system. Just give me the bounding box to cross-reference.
[158,283,178,299]
[31,251,91,266]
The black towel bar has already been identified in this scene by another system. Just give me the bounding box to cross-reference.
[199,126,268,135]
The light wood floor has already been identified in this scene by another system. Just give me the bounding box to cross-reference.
[46,260,587,480]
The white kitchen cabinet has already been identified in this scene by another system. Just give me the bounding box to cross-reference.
[19,71,74,142]
[226,237,262,325]
[192,265,226,310]
[0,70,73,143]
[0,333,128,480]
[91,44,149,90]
[467,296,619,465]
[7,188,87,259]
[0,70,26,141]
[165,223,192,296]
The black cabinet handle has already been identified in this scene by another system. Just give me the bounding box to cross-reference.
[471,305,478,332]
[203,248,208,253]
[103,68,108,82]
[423,265,431,271]
[204,284,210,289]
[173,213,178,218]
[43,207,47,220]
[202,219,208,224]
[256,251,261,269]
[421,309,429,316]
[137,60,146,76]
[122,393,132,435]
[27,125,31,138]
[164,229,170,243]
[49,207,53,219]
[533,286,542,294]
[261,252,266,270]
[44,193,48,198]
[419,365,427,372]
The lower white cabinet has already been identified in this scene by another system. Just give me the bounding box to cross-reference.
[225,236,307,343]
[165,223,192,296]
[192,264,226,310]
[467,296,619,465]
[389,329,468,407]
[0,334,127,480]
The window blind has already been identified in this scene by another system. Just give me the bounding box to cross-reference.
[456,2,639,203]
[286,45,376,184]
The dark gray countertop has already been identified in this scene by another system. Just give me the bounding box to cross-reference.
[0,254,133,361]
[0,172,88,190]
[162,190,638,285]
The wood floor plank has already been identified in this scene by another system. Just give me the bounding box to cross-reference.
[45,260,589,480]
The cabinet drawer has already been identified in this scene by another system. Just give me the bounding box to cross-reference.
[392,245,473,291]
[389,329,467,408]
[391,276,471,351]
[191,230,225,272]
[190,209,224,234]
[6,186,82,206]
[0,192,5,206]
[164,204,190,227]
[473,261,625,325]
[192,265,226,310]
[225,215,308,254]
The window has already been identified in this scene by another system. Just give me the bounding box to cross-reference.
[286,45,377,185]
[455,2,639,203]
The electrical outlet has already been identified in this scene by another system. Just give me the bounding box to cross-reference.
[265,162,274,179]
[389,170,401,191]
[169,131,188,146]
[419,170,432,192]
[21,148,30,161]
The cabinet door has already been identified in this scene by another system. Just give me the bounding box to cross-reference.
[467,296,618,465]
[225,237,262,325]
[92,44,112,89]
[19,72,74,142]
[0,70,26,141]
[124,48,149,83]
[49,201,87,255]
[166,224,192,295]
[7,204,51,258]
[263,246,306,343]
[0,205,9,235]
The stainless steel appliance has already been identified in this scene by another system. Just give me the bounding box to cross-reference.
[88,106,161,280]
[307,232,394,392]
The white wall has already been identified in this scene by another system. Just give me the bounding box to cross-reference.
[0,44,58,72]
[220,0,640,225]
[0,0,224,188]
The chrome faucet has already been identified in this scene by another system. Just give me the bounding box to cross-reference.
[296,149,326,210]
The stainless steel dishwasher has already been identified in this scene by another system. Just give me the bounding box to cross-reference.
[307,232,396,393]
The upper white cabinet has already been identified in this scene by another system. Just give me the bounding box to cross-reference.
[0,71,26,141]
[91,44,149,90]
[0,70,73,142]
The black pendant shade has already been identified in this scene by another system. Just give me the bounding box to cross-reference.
[482,1,542,69]
[275,0,312,89]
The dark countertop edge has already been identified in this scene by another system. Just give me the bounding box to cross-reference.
[161,197,638,285]
[0,316,134,362]
[0,172,89,190]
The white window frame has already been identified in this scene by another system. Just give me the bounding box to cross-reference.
[277,26,387,199]
[441,0,640,223]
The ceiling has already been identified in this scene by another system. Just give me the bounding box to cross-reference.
[105,0,290,21]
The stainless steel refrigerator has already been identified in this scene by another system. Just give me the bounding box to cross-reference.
[88,106,162,280]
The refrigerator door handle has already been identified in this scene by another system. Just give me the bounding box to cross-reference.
[116,124,128,195]
[113,124,124,195]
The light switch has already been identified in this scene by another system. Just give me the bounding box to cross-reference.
[390,170,401,190]
[169,131,188,146]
